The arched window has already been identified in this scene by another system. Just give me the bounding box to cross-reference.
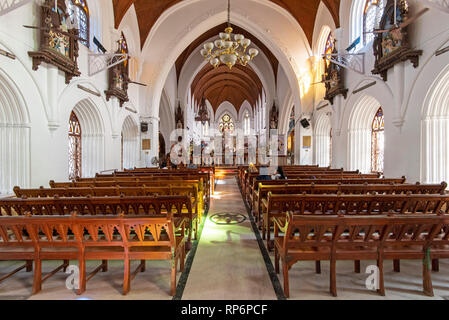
[363,0,384,46]
[119,32,129,66]
[324,32,334,66]
[371,107,384,173]
[219,114,235,134]
[68,111,82,179]
[244,111,250,135]
[69,0,89,47]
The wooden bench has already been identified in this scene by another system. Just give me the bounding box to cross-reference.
[49,179,207,214]
[0,195,197,242]
[253,182,447,222]
[242,171,379,197]
[273,212,447,297]
[262,193,449,249]
[0,214,185,296]
[13,185,205,233]
[93,169,214,196]
[246,177,408,205]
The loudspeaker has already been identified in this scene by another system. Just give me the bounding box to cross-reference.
[300,119,310,129]
[140,122,148,133]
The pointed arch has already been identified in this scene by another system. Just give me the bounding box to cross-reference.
[71,98,105,178]
[421,64,449,183]
[0,68,31,194]
[348,95,382,173]
[314,111,332,167]
[121,115,139,170]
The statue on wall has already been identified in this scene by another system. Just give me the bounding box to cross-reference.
[371,0,423,81]
[28,0,81,84]
[269,103,279,130]
[195,98,210,125]
[175,101,184,129]
[323,39,348,105]
[105,34,130,107]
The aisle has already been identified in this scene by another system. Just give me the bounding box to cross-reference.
[181,178,277,300]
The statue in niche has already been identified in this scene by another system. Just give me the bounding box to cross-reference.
[372,0,422,81]
[175,102,184,129]
[323,39,348,105]
[28,0,81,84]
[105,35,130,107]
[269,103,279,130]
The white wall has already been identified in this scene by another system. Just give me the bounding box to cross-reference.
[0,1,142,193]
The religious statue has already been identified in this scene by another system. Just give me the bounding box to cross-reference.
[175,102,184,129]
[105,37,130,107]
[372,0,422,81]
[323,39,348,105]
[28,0,81,84]
[269,103,279,130]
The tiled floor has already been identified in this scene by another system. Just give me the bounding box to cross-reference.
[1,177,449,300]
[182,178,277,300]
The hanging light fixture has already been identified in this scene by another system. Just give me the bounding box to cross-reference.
[200,0,259,69]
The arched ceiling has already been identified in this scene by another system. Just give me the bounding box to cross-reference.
[191,64,263,112]
[113,0,341,49]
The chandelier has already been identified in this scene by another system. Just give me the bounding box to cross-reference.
[200,0,259,69]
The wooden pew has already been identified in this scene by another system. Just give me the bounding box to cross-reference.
[49,179,206,214]
[246,177,408,205]
[95,169,214,196]
[243,172,382,197]
[0,214,185,296]
[13,185,204,236]
[273,212,446,297]
[0,195,197,242]
[75,175,211,200]
[262,193,449,249]
[253,182,447,222]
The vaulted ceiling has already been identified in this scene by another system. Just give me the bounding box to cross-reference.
[191,64,263,112]
[112,0,341,49]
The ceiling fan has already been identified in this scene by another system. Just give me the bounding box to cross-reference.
[364,0,429,40]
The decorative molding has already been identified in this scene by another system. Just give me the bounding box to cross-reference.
[47,120,60,131]
[392,117,405,128]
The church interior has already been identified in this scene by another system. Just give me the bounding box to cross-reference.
[1,0,449,302]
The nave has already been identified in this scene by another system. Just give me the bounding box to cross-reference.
[2,172,449,300]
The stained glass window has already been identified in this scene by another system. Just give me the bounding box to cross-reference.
[371,107,384,173]
[119,32,129,68]
[324,32,334,67]
[363,0,385,45]
[69,0,89,47]
[219,114,235,134]
[68,111,82,179]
